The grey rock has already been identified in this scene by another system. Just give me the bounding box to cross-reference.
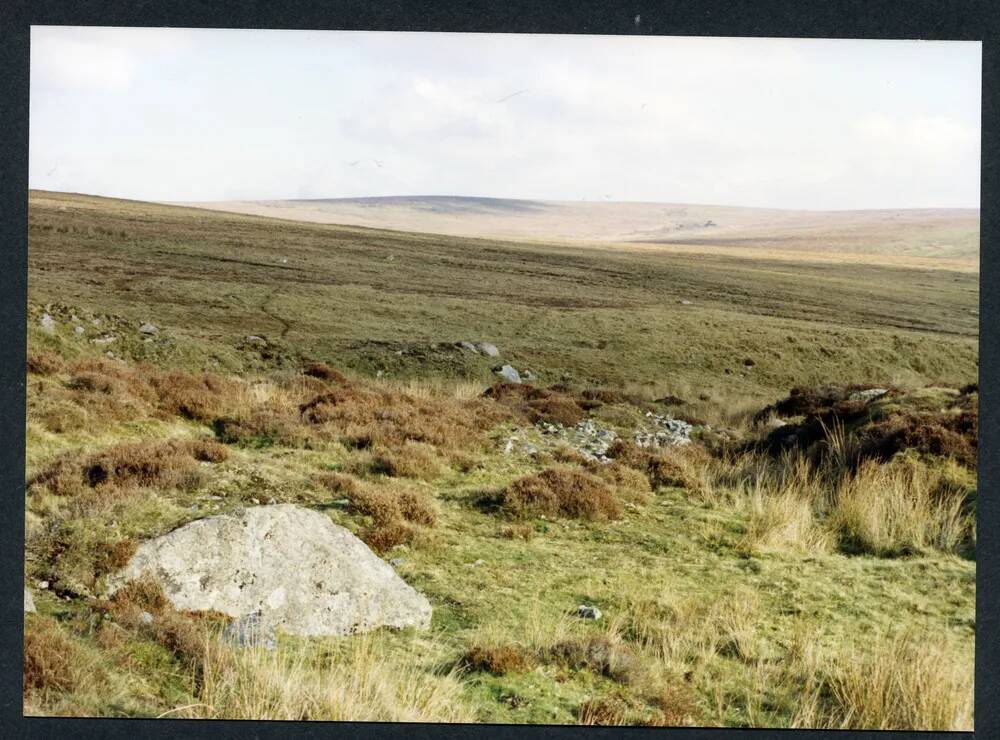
[138,322,158,335]
[476,342,500,358]
[92,335,116,345]
[74,325,85,335]
[39,313,56,333]
[459,341,477,352]
[106,504,432,637]
[245,335,267,346]
[495,364,521,384]
[38,580,49,590]
[849,388,889,403]
[139,610,154,626]
[679,300,693,305]
[575,604,602,620]
[24,588,36,613]
[222,611,277,650]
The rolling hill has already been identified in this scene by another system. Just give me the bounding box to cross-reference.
[173,195,980,266]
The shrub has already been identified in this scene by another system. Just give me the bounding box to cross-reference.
[370,441,446,480]
[152,371,240,420]
[459,644,535,675]
[24,616,84,693]
[589,462,652,501]
[30,438,227,496]
[500,467,620,521]
[302,362,350,385]
[545,634,638,684]
[27,350,64,376]
[606,440,698,490]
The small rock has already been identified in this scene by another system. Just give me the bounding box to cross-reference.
[476,342,500,357]
[92,335,116,345]
[74,325,85,335]
[459,341,477,352]
[139,611,154,626]
[245,335,267,346]
[389,558,405,567]
[138,322,158,335]
[575,604,602,620]
[495,364,521,384]
[38,580,49,590]
[24,588,36,613]
[39,313,56,333]
[678,300,692,305]
[221,611,277,650]
[848,388,889,402]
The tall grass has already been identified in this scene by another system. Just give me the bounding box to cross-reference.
[187,636,474,722]
[791,630,973,730]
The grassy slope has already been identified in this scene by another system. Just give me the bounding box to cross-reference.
[24,190,977,727]
[29,190,977,399]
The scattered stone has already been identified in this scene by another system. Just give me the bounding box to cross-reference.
[222,611,277,650]
[495,364,521,384]
[634,412,693,447]
[38,580,49,590]
[74,326,85,335]
[39,313,56,333]
[575,604,602,620]
[139,611,154,626]
[245,335,267,346]
[848,388,889,402]
[138,322,158,335]
[678,300,692,305]
[458,341,477,352]
[106,504,433,637]
[92,335,116,345]
[24,588,36,613]
[476,342,500,357]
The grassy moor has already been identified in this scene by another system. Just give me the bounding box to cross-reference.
[24,190,977,728]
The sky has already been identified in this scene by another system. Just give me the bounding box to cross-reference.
[29,27,982,209]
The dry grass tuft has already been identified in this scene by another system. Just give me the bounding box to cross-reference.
[151,371,241,421]
[830,458,973,557]
[499,467,621,521]
[190,635,474,722]
[578,694,630,725]
[793,630,973,730]
[498,523,536,541]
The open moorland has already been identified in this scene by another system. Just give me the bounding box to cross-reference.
[178,195,980,266]
[24,190,977,728]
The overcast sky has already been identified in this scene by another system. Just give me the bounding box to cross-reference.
[29,27,981,209]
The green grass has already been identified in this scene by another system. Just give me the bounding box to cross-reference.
[23,190,977,727]
[29,190,977,400]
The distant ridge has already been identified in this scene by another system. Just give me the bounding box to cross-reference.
[172,195,980,263]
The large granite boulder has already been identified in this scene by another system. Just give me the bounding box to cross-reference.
[106,505,431,637]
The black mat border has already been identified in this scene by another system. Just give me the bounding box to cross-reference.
[1,2,995,739]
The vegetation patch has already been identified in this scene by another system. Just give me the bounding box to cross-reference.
[496,467,621,521]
